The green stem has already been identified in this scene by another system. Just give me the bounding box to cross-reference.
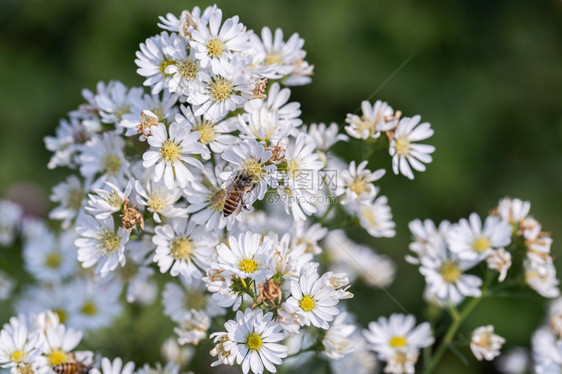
[422,296,482,374]
[317,201,336,225]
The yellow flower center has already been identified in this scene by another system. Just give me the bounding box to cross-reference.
[66,188,84,210]
[246,333,263,350]
[394,137,410,156]
[48,349,67,367]
[147,194,166,211]
[103,154,122,176]
[264,52,283,65]
[107,191,123,208]
[439,260,461,283]
[389,336,408,348]
[299,295,315,312]
[349,179,368,195]
[53,309,67,324]
[242,158,265,180]
[9,350,26,363]
[360,206,378,227]
[170,237,193,260]
[45,251,62,268]
[355,118,374,135]
[206,38,224,58]
[209,76,233,102]
[288,159,300,178]
[185,289,207,311]
[194,120,216,144]
[473,237,491,253]
[239,258,258,273]
[178,59,199,80]
[159,59,176,77]
[81,300,97,315]
[100,230,121,253]
[160,140,182,162]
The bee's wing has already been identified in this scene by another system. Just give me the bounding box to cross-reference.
[210,188,227,204]
[232,200,244,216]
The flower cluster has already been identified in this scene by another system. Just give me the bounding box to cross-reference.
[408,197,559,307]
[0,310,188,374]
[0,3,556,374]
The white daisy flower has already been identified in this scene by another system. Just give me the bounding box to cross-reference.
[44,118,86,169]
[470,325,505,361]
[66,278,123,332]
[525,259,560,298]
[307,122,348,165]
[216,231,273,283]
[223,308,288,374]
[286,263,339,329]
[486,248,512,282]
[389,115,435,180]
[210,329,238,367]
[174,309,210,345]
[136,362,179,374]
[175,104,237,153]
[407,218,451,265]
[160,337,194,369]
[165,40,204,97]
[135,179,187,223]
[250,27,306,78]
[532,327,562,374]
[238,83,302,143]
[93,80,144,126]
[203,267,250,311]
[356,196,396,238]
[329,332,378,374]
[91,357,135,374]
[526,233,553,266]
[49,175,87,229]
[345,100,399,140]
[0,323,43,371]
[277,133,324,220]
[79,132,129,186]
[336,160,385,205]
[142,122,208,189]
[447,213,512,261]
[85,181,133,220]
[419,240,482,306]
[290,221,327,256]
[184,166,236,231]
[221,139,277,203]
[363,313,433,363]
[75,214,129,277]
[283,58,314,86]
[153,218,217,278]
[0,271,15,301]
[162,276,224,322]
[135,31,178,95]
[120,90,179,136]
[15,285,75,327]
[189,7,250,73]
[322,312,356,360]
[0,199,22,246]
[495,347,529,374]
[188,58,254,121]
[36,324,82,369]
[496,197,531,225]
[23,229,77,282]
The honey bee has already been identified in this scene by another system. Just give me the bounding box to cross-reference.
[52,353,91,374]
[212,172,256,217]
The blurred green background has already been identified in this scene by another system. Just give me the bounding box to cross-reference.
[1,0,561,372]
